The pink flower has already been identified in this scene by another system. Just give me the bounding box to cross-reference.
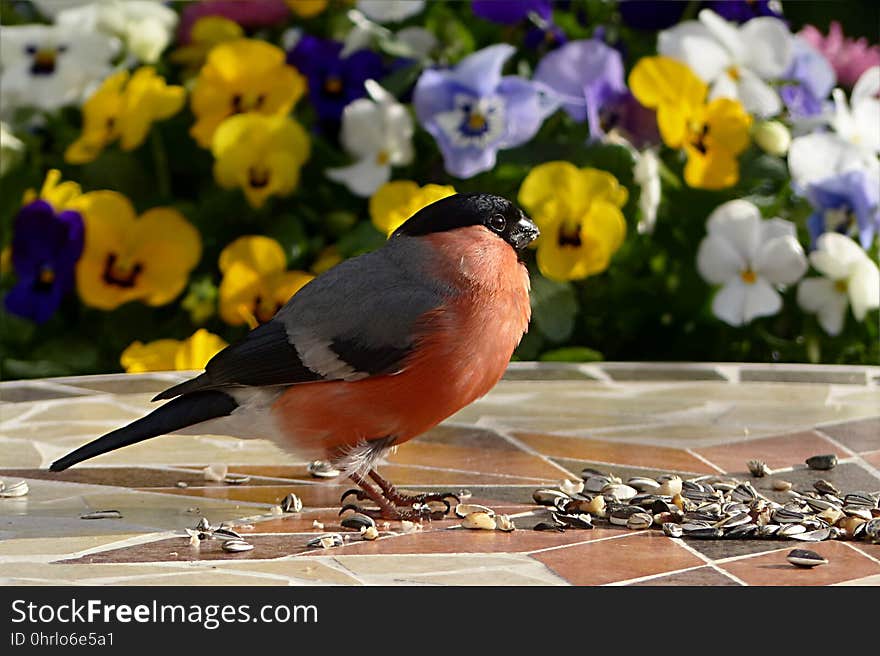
[800,21,880,88]
[177,1,290,44]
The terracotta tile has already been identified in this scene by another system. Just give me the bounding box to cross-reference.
[143,484,341,508]
[740,368,868,384]
[531,532,705,585]
[684,538,786,562]
[719,541,880,586]
[1,467,282,489]
[864,450,880,468]
[602,365,725,381]
[818,418,880,454]
[693,430,848,473]
[514,432,716,473]
[386,441,566,481]
[503,366,596,381]
[549,457,705,484]
[300,525,621,556]
[634,566,739,586]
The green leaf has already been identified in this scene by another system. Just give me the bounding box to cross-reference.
[539,346,604,362]
[529,274,578,343]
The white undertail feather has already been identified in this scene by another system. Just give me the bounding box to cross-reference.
[331,436,398,479]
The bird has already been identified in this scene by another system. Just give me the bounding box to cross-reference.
[50,192,539,520]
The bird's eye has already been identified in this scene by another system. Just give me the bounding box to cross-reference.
[489,214,506,232]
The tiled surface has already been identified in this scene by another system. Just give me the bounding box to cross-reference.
[1,363,878,586]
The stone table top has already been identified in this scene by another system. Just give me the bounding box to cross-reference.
[1,362,878,586]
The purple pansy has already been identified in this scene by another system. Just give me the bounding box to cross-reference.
[470,0,551,24]
[287,35,385,124]
[704,0,784,23]
[780,36,836,119]
[533,38,658,146]
[413,44,557,178]
[806,170,880,250]
[4,200,84,324]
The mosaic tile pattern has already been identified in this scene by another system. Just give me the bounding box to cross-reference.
[1,363,878,586]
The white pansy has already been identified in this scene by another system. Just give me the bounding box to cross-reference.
[1,122,25,177]
[797,233,880,335]
[788,132,880,191]
[829,66,880,154]
[56,0,178,64]
[342,9,435,59]
[658,9,793,117]
[633,149,661,235]
[697,200,808,326]
[326,80,414,197]
[357,0,425,23]
[0,24,119,116]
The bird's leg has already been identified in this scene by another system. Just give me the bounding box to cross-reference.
[341,473,450,521]
[368,469,460,512]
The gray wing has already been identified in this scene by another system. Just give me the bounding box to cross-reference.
[154,240,445,401]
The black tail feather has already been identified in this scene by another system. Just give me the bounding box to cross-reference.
[50,391,238,472]
[152,373,211,401]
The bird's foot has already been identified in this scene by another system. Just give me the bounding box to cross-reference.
[340,470,458,521]
[340,502,449,521]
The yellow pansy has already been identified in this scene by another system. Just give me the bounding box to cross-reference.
[369,181,457,237]
[169,16,244,77]
[218,235,313,327]
[121,329,228,373]
[211,113,310,208]
[190,39,306,148]
[65,68,185,165]
[629,56,752,190]
[311,245,343,275]
[69,191,202,310]
[287,0,328,18]
[23,169,82,210]
[518,161,628,282]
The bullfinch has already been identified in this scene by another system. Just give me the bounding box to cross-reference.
[50,193,539,520]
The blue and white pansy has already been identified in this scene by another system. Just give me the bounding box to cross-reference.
[413,44,557,178]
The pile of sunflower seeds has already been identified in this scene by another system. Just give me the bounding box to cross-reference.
[186,517,254,553]
[531,467,880,544]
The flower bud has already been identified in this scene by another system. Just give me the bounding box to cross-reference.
[753,120,791,156]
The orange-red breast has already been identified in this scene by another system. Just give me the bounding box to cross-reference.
[51,193,539,519]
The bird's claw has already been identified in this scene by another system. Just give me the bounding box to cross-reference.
[340,488,369,505]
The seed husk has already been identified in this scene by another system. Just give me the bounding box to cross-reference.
[844,492,877,508]
[805,454,837,471]
[496,514,516,532]
[307,460,341,479]
[627,477,660,492]
[609,506,644,526]
[747,460,772,477]
[662,523,683,538]
[772,480,793,492]
[812,479,840,496]
[281,493,303,513]
[787,548,827,568]
[224,473,250,485]
[791,527,831,542]
[778,523,807,537]
[534,521,565,532]
[212,527,244,541]
[627,512,653,530]
[361,526,379,541]
[554,512,593,530]
[80,510,122,520]
[461,512,497,530]
[654,476,683,497]
[222,539,254,553]
[307,533,343,549]
[559,479,584,496]
[455,503,495,518]
[602,484,638,501]
[0,480,28,497]
[203,464,227,482]
[533,489,569,506]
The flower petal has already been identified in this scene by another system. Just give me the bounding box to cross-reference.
[326,157,391,197]
[697,234,747,284]
[706,199,762,264]
[754,235,807,285]
[120,339,180,373]
[848,258,880,321]
[742,277,782,323]
[134,208,202,306]
[788,132,880,190]
[447,43,515,96]
[797,277,848,335]
[712,279,748,326]
[739,16,793,79]
[338,97,387,158]
[658,20,731,83]
[810,232,867,280]
[219,235,286,276]
[734,69,781,117]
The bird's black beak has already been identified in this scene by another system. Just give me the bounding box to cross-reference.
[510,212,540,250]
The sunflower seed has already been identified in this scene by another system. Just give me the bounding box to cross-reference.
[583,475,613,493]
[496,514,516,532]
[0,480,29,497]
[307,533,343,548]
[662,523,683,538]
[455,503,495,518]
[627,477,660,492]
[844,492,877,508]
[601,484,638,501]
[559,479,584,496]
[461,512,497,530]
[791,527,831,542]
[222,539,253,553]
[778,523,807,537]
[864,518,880,543]
[787,549,827,568]
[757,524,781,537]
[307,460,341,479]
[341,513,375,530]
[534,522,565,532]
[554,512,593,530]
[609,506,645,526]
[843,506,873,520]
[772,508,806,524]
[805,454,837,471]
[212,527,244,541]
[281,493,303,513]
[772,480,793,492]
[533,489,570,506]
[224,473,250,485]
[80,510,122,520]
[627,512,653,530]
[812,479,840,496]
[724,523,758,539]
[747,460,772,477]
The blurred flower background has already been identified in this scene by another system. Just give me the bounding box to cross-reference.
[0,0,878,379]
